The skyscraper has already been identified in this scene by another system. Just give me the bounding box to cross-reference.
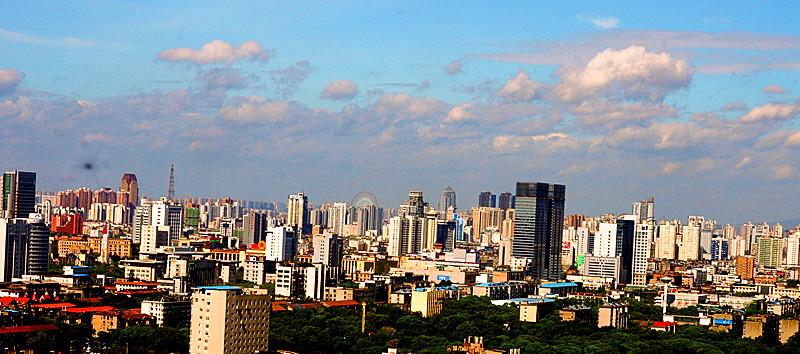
[1,171,36,219]
[631,197,654,223]
[400,191,427,218]
[478,191,496,208]
[287,193,310,235]
[498,192,515,211]
[511,182,565,281]
[439,187,456,213]
[120,173,138,207]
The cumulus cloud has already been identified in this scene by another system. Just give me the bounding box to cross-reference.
[0,69,24,96]
[784,131,800,147]
[554,46,694,102]
[218,96,291,123]
[763,84,787,94]
[270,61,316,98]
[496,70,548,102]
[443,103,475,124]
[320,80,358,100]
[196,67,256,91]
[443,60,463,75]
[720,101,748,111]
[492,133,583,154]
[157,40,273,65]
[738,103,800,123]
[373,93,447,121]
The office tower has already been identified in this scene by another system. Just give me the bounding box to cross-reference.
[264,226,298,262]
[656,221,679,260]
[243,211,267,246]
[478,191,496,208]
[140,225,170,253]
[593,220,634,284]
[436,220,458,251]
[631,197,654,224]
[710,238,729,261]
[756,237,783,267]
[287,193,310,235]
[0,215,49,281]
[631,222,653,285]
[1,171,36,219]
[190,286,270,354]
[131,201,152,244]
[511,182,565,281]
[498,192,515,211]
[116,191,130,206]
[313,232,343,283]
[439,186,457,214]
[736,256,755,280]
[152,198,184,241]
[166,165,175,201]
[120,173,138,207]
[400,191,427,218]
[328,202,347,235]
[787,236,800,265]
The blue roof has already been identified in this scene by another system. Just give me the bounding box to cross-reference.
[474,282,509,287]
[197,286,241,290]
[714,319,733,325]
[502,298,554,304]
[539,282,578,288]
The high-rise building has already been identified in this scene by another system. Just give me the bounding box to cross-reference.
[93,187,117,204]
[287,193,310,236]
[140,225,170,254]
[478,191,496,208]
[264,226,298,262]
[439,187,457,214]
[400,191,427,218]
[0,215,49,281]
[511,182,565,281]
[355,205,382,236]
[498,192,515,211]
[593,220,634,284]
[736,256,755,280]
[631,197,654,224]
[679,224,700,261]
[132,201,152,244]
[190,286,270,354]
[152,198,184,241]
[313,232,343,283]
[787,236,800,265]
[632,222,653,285]
[328,202,348,235]
[1,171,36,219]
[710,238,729,261]
[656,221,679,260]
[756,237,783,267]
[242,211,267,246]
[120,173,138,207]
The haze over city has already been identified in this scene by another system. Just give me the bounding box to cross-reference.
[3,2,800,224]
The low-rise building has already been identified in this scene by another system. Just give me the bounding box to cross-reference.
[409,286,461,317]
[519,299,554,323]
[141,297,191,326]
[598,303,629,328]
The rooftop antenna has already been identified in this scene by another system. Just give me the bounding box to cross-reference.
[167,164,175,200]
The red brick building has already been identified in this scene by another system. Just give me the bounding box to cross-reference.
[52,213,83,235]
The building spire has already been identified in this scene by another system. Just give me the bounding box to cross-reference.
[167,164,175,200]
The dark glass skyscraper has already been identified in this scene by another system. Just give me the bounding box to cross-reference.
[478,191,496,208]
[511,182,565,281]
[498,192,515,210]
[1,171,36,219]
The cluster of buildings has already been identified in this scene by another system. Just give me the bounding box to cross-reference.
[1,168,800,353]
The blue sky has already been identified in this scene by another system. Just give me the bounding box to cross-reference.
[2,1,800,224]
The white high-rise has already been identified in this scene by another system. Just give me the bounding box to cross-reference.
[786,236,800,265]
[328,202,347,235]
[264,226,298,262]
[679,224,700,261]
[632,222,653,285]
[657,221,679,260]
[190,286,270,354]
[287,193,309,235]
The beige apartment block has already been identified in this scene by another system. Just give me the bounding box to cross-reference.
[190,286,270,354]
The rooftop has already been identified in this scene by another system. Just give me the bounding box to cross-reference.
[539,282,578,288]
[195,286,241,291]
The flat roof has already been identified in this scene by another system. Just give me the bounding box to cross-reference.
[539,282,578,288]
[195,286,241,291]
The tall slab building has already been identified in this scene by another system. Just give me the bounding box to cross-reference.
[511,182,565,281]
[1,171,36,219]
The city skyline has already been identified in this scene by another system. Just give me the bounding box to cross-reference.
[2,2,800,224]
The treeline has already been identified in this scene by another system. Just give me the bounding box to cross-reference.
[271,296,800,354]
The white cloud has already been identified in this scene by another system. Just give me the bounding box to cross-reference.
[320,80,358,100]
[82,133,107,143]
[443,60,463,75]
[554,46,694,102]
[736,157,751,169]
[569,99,677,129]
[784,131,800,147]
[443,103,474,124]
[763,84,787,95]
[738,103,800,123]
[720,101,748,111]
[373,93,447,120]
[492,133,583,153]
[584,16,620,29]
[219,96,291,123]
[496,70,548,102]
[157,40,273,65]
[0,69,24,95]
